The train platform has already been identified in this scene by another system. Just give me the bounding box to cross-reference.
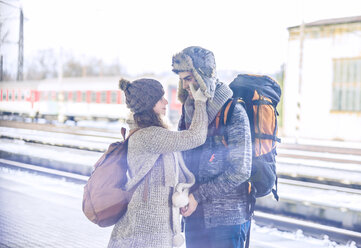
[0,164,113,248]
[0,137,101,176]
[280,136,361,150]
[2,121,361,150]
[0,165,358,248]
[1,125,361,240]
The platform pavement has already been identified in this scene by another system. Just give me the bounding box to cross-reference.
[1,128,360,247]
[279,137,361,150]
[1,134,361,236]
[0,138,101,176]
[0,166,112,248]
[1,164,359,248]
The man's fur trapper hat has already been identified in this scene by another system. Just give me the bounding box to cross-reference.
[172,46,217,103]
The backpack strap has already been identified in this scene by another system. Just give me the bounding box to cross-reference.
[217,99,232,147]
[100,128,140,166]
[120,127,150,198]
[245,219,252,248]
[254,133,281,143]
[121,127,140,141]
[246,182,256,217]
[252,99,272,106]
[272,176,279,201]
[121,127,127,140]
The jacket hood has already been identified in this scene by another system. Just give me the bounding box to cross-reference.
[172,46,217,103]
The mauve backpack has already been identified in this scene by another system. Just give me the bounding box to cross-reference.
[82,128,138,227]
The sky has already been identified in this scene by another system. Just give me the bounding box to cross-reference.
[2,0,361,76]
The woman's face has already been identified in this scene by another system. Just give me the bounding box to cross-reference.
[153,96,168,116]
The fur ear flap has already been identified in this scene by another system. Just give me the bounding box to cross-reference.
[177,80,188,103]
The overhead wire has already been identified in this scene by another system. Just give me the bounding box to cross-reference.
[0,0,20,9]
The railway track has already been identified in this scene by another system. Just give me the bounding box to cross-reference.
[2,119,361,153]
[0,119,123,139]
[279,177,361,195]
[254,211,361,247]
[1,158,360,247]
[2,121,361,189]
[1,120,361,238]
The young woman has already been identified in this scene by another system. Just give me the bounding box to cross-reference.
[108,78,208,248]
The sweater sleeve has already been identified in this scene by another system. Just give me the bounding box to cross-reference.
[192,104,252,203]
[136,101,208,154]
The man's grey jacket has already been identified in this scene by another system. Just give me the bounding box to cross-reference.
[180,92,252,228]
[173,46,252,228]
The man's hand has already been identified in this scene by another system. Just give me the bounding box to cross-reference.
[180,193,198,217]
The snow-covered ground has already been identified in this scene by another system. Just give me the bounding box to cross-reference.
[0,166,358,248]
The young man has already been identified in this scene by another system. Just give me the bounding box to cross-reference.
[172,46,252,248]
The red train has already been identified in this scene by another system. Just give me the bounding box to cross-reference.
[0,76,182,125]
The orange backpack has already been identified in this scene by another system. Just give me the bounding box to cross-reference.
[217,74,281,201]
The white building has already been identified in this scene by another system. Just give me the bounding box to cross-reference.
[283,16,361,142]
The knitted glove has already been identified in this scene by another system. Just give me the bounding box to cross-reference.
[189,83,207,102]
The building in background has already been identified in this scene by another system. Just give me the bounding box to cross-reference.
[283,16,361,142]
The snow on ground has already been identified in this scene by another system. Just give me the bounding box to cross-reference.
[0,166,359,248]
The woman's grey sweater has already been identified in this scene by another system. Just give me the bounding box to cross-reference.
[108,101,207,248]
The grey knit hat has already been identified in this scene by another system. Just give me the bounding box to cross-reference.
[172,46,217,103]
[119,78,164,114]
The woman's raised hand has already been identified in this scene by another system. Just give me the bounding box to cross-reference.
[189,83,208,102]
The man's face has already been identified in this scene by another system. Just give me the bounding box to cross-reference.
[178,71,200,99]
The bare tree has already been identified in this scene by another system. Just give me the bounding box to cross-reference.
[24,49,125,80]
[24,49,57,80]
[0,6,11,81]
[62,56,83,77]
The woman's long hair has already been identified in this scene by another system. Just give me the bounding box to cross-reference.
[133,109,167,129]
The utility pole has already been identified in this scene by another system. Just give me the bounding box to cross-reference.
[0,11,3,81]
[57,46,65,123]
[17,8,23,81]
[295,20,305,144]
[0,55,3,81]
[294,0,305,144]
